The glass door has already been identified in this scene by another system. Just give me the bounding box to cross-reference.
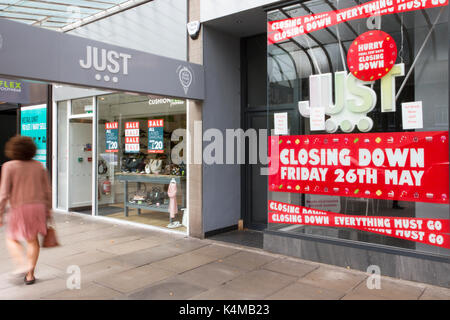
[67,97,95,214]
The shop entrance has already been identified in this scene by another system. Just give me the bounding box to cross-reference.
[68,117,93,213]
[0,105,19,168]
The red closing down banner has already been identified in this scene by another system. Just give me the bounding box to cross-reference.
[268,200,450,248]
[268,131,450,204]
[267,0,448,44]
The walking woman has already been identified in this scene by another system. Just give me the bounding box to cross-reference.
[0,136,52,285]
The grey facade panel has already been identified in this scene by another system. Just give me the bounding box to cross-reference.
[0,19,204,100]
[202,26,241,233]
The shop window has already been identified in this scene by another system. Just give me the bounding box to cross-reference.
[267,1,450,255]
[96,93,187,231]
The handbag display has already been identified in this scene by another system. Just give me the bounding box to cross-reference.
[42,217,59,248]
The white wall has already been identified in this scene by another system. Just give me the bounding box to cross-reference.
[201,0,280,22]
[69,0,187,61]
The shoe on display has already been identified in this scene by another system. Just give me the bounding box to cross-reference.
[167,221,182,229]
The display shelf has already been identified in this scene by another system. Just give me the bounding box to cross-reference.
[115,172,185,217]
[115,173,185,184]
[126,202,169,213]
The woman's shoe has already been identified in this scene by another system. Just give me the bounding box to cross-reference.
[24,275,35,285]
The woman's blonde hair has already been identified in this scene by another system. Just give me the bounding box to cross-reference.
[5,135,37,161]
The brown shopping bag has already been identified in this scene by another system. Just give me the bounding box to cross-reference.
[42,217,60,248]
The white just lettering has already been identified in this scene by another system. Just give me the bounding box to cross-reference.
[79,45,131,75]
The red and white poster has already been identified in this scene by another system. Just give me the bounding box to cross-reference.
[105,122,119,153]
[267,0,448,44]
[347,30,397,81]
[148,119,164,154]
[268,200,450,248]
[125,121,140,153]
[268,131,450,204]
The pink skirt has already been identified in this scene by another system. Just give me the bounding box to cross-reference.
[7,203,48,241]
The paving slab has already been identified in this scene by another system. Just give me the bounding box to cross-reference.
[94,264,175,293]
[97,238,162,255]
[150,252,218,274]
[72,259,137,286]
[220,269,297,299]
[42,283,123,300]
[112,244,187,268]
[341,291,386,300]
[0,277,68,300]
[298,267,367,293]
[189,244,240,259]
[266,282,345,300]
[190,287,262,300]
[45,250,116,271]
[347,277,425,300]
[419,285,450,300]
[126,278,207,300]
[62,235,142,253]
[176,262,244,289]
[220,251,276,271]
[262,258,319,278]
[170,237,210,252]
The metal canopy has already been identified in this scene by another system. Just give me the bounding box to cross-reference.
[0,0,151,31]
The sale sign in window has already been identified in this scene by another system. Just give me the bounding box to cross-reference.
[21,104,47,167]
[105,122,118,153]
[148,119,164,154]
[268,131,450,204]
[125,121,139,153]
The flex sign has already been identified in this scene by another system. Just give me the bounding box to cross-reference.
[0,19,204,100]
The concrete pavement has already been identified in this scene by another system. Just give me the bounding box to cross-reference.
[0,212,449,300]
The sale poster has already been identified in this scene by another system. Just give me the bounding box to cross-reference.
[268,131,450,204]
[347,30,397,81]
[268,200,450,249]
[402,101,423,130]
[274,112,288,135]
[148,119,164,154]
[105,122,118,153]
[125,121,139,153]
[310,107,325,131]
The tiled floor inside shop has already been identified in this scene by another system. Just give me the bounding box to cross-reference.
[0,211,449,300]
[77,205,186,233]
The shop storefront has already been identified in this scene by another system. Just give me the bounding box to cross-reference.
[0,17,204,236]
[264,0,450,286]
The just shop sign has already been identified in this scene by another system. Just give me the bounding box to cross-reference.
[0,19,204,100]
